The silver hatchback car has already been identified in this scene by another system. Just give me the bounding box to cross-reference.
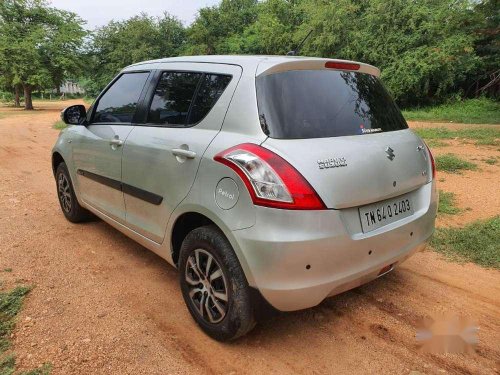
[52,55,437,341]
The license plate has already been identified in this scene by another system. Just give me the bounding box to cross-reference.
[359,196,414,233]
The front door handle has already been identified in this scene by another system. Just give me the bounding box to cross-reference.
[172,148,196,159]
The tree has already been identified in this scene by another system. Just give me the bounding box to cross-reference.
[228,0,305,55]
[296,0,483,106]
[0,70,21,107]
[469,0,500,97]
[0,0,86,109]
[70,0,496,107]
[82,13,186,97]
[355,0,481,106]
[185,0,258,54]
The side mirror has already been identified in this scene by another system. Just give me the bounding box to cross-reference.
[61,105,87,125]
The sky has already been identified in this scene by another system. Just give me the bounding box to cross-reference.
[49,0,221,29]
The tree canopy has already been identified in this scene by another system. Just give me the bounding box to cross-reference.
[81,13,186,96]
[1,0,498,108]
[81,0,497,106]
[0,0,86,109]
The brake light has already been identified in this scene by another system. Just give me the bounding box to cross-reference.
[325,61,360,71]
[424,143,436,180]
[214,143,326,210]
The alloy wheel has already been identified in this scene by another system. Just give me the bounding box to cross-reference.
[58,173,72,213]
[185,248,229,324]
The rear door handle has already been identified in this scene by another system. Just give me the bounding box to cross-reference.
[109,138,124,147]
[172,148,196,159]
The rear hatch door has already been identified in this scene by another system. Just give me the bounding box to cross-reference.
[262,131,429,209]
[257,66,431,209]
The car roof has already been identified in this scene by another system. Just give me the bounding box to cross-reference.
[123,55,380,77]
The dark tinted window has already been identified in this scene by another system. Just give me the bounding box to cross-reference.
[93,72,149,123]
[147,72,201,126]
[256,70,408,139]
[189,74,232,123]
[147,72,232,126]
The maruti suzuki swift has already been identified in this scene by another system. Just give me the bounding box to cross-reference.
[52,55,438,341]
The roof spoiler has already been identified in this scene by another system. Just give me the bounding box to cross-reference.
[256,59,380,78]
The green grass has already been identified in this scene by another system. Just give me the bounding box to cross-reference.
[53,120,66,130]
[435,154,478,173]
[413,126,500,147]
[0,286,51,375]
[438,190,461,215]
[402,98,500,124]
[431,216,500,268]
[424,139,449,148]
[483,157,498,165]
[0,286,31,355]
[0,355,15,375]
[83,97,94,106]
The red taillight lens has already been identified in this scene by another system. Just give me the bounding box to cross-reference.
[424,143,436,180]
[325,61,360,71]
[214,143,326,210]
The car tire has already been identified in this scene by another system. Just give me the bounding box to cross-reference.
[55,162,91,223]
[179,225,256,341]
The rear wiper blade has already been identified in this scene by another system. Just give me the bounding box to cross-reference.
[259,114,270,136]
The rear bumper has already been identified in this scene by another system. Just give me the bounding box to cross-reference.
[231,181,437,311]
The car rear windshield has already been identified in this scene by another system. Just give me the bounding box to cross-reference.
[256,70,408,139]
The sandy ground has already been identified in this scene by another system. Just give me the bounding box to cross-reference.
[0,102,499,374]
[407,121,500,227]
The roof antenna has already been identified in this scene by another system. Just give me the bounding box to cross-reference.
[287,30,313,56]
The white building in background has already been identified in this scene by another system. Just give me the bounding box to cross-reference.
[59,80,85,95]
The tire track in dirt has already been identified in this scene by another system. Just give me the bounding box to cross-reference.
[358,290,495,374]
[401,268,500,308]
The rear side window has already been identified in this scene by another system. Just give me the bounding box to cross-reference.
[93,72,149,124]
[256,70,408,139]
[189,74,232,124]
[147,72,232,127]
[148,72,201,126]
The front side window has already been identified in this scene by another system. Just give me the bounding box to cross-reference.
[147,72,232,127]
[93,72,150,124]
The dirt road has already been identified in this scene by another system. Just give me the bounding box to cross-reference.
[0,101,499,374]
[407,121,500,228]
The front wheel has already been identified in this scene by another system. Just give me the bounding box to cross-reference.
[179,225,255,341]
[55,162,91,223]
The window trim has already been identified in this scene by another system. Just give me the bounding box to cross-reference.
[88,70,152,126]
[139,69,233,128]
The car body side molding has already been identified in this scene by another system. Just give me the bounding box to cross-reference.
[77,169,163,205]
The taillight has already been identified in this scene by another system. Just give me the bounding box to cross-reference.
[214,143,326,210]
[325,61,360,71]
[424,143,436,180]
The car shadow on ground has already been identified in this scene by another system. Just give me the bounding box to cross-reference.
[83,215,415,345]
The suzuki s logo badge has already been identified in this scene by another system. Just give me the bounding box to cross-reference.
[385,146,395,161]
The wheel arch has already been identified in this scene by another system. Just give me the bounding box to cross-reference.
[52,151,65,177]
[168,207,255,286]
[171,211,215,267]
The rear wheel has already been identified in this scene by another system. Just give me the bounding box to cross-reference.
[55,162,91,223]
[179,225,255,341]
